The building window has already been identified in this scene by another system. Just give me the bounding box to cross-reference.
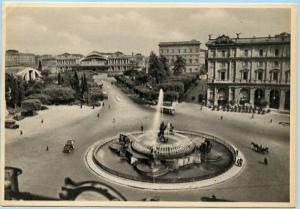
[258,61,263,67]
[244,49,248,57]
[195,59,199,63]
[172,49,174,53]
[189,59,193,64]
[285,71,290,82]
[220,71,226,81]
[257,71,263,80]
[221,50,225,57]
[196,49,199,53]
[178,49,181,53]
[273,71,278,81]
[161,49,164,54]
[211,50,216,57]
[189,68,192,72]
[259,49,263,56]
[274,61,279,67]
[221,62,226,67]
[243,71,248,80]
[190,48,192,53]
[243,61,248,67]
[167,49,169,53]
[275,48,279,56]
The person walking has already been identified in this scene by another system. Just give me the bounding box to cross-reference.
[46,145,49,151]
[97,113,100,118]
[264,157,268,165]
[41,119,44,124]
[20,130,23,136]
[220,116,223,120]
[141,125,144,132]
[270,119,273,123]
[251,113,254,119]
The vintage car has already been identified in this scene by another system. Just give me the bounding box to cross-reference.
[5,120,19,129]
[63,140,75,153]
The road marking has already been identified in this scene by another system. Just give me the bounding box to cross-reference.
[114,96,121,102]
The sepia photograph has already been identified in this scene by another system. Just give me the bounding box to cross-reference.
[1,3,296,207]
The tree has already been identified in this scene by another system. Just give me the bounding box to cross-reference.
[159,55,170,77]
[80,74,88,98]
[148,52,165,84]
[57,72,63,85]
[16,77,25,107]
[10,77,19,108]
[38,60,42,72]
[70,71,80,95]
[173,56,186,75]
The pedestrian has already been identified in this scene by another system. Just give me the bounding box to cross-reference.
[41,119,44,124]
[236,149,239,156]
[220,116,223,120]
[103,102,105,107]
[97,113,100,118]
[20,130,23,136]
[141,125,144,132]
[264,157,268,165]
[270,119,272,123]
[113,117,116,123]
[109,105,111,109]
[251,113,254,119]
[93,105,95,109]
[80,103,82,109]
[46,145,49,151]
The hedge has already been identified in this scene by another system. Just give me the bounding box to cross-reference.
[26,93,52,105]
[44,85,75,104]
[21,99,42,111]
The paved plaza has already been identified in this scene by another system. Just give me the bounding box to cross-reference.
[5,74,290,202]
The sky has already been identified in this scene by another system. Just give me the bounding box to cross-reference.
[5,6,291,56]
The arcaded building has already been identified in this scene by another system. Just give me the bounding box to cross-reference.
[206,33,290,111]
[159,40,206,73]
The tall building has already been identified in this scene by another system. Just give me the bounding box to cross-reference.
[56,53,84,72]
[158,40,206,73]
[5,50,36,68]
[108,52,135,72]
[206,32,290,111]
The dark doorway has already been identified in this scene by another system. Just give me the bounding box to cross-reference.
[269,90,280,109]
[285,90,290,110]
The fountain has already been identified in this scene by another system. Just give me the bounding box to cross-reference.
[86,89,244,189]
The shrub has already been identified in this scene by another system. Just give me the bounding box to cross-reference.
[21,99,42,111]
[90,87,105,102]
[25,81,44,96]
[164,91,179,102]
[26,93,52,105]
[44,85,75,104]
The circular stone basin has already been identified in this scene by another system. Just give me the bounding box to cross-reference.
[86,130,245,189]
[131,131,196,158]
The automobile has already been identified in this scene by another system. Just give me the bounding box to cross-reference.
[5,120,19,129]
[63,140,75,153]
[102,91,108,99]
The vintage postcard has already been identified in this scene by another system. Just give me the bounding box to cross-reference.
[0,3,296,207]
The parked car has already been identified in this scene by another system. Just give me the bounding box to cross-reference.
[63,140,75,153]
[5,120,19,129]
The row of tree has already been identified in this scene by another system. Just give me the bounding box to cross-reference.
[5,75,26,108]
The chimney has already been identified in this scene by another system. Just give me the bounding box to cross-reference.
[236,33,241,39]
[208,34,212,40]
